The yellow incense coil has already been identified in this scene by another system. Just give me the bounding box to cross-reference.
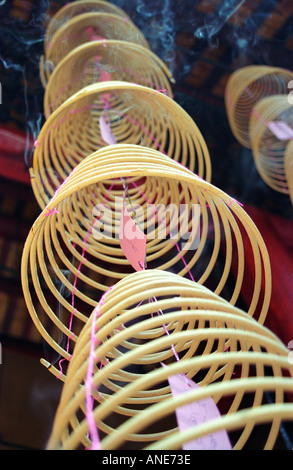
[31,81,211,209]
[225,65,293,148]
[41,12,149,86]
[44,0,130,53]
[45,269,293,450]
[22,144,271,369]
[284,139,293,205]
[44,39,174,117]
[250,95,293,196]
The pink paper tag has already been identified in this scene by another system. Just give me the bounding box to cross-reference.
[99,115,116,145]
[268,121,293,140]
[119,205,146,271]
[94,56,112,82]
[86,27,106,45]
[99,69,112,82]
[168,373,232,450]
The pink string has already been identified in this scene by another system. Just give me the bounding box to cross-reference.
[44,207,59,216]
[228,197,244,207]
[85,285,113,450]
[149,296,180,362]
[85,305,102,449]
[57,181,116,379]
[153,89,167,95]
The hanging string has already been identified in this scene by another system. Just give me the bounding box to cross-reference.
[57,180,116,378]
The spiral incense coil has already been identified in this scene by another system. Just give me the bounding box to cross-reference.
[44,0,130,53]
[249,95,293,195]
[44,40,174,117]
[22,144,271,369]
[225,65,293,148]
[31,81,211,209]
[41,12,149,86]
[46,269,293,450]
[284,140,293,205]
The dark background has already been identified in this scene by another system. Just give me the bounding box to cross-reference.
[0,0,293,450]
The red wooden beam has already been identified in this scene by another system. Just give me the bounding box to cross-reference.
[0,126,33,185]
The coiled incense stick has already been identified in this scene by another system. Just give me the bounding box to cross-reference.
[22,144,271,371]
[41,12,149,86]
[44,39,174,117]
[46,269,292,450]
[285,139,293,205]
[44,0,130,53]
[31,82,211,209]
[250,95,293,196]
[225,65,293,148]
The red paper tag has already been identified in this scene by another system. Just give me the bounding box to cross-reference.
[168,373,232,450]
[268,121,293,140]
[119,205,146,271]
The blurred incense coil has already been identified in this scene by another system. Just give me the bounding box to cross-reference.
[43,0,130,53]
[225,65,293,148]
[46,269,293,450]
[31,82,211,209]
[43,39,174,117]
[41,12,149,86]
[22,144,271,370]
[285,140,293,205]
[249,95,293,197]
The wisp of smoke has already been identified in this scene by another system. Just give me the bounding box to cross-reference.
[194,0,246,43]
[0,0,49,166]
[135,0,176,72]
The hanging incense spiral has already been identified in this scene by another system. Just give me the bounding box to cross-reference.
[225,65,293,148]
[285,139,293,205]
[43,40,174,117]
[31,82,211,209]
[43,0,131,54]
[22,144,271,375]
[249,95,293,197]
[41,7,147,86]
[46,269,293,450]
